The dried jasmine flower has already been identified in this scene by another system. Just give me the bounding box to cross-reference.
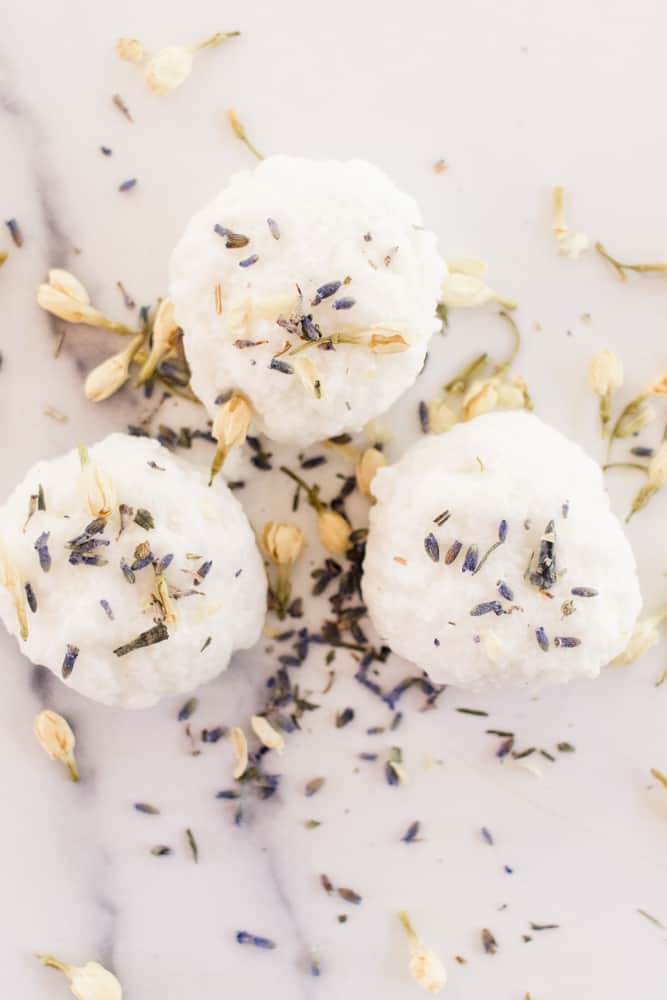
[116,37,144,62]
[236,931,276,949]
[37,269,135,334]
[33,954,122,1000]
[33,710,79,781]
[231,726,248,779]
[136,299,181,384]
[78,445,116,518]
[481,928,498,954]
[627,438,667,520]
[209,391,253,483]
[399,910,447,994]
[588,350,624,435]
[305,776,325,797]
[62,644,80,679]
[113,622,169,657]
[145,32,240,95]
[441,260,516,310]
[551,186,589,259]
[227,107,264,160]
[280,467,351,555]
[262,521,305,618]
[596,241,667,280]
[355,447,386,499]
[84,332,145,402]
[250,714,285,753]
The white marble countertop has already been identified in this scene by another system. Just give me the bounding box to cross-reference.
[1,1,667,997]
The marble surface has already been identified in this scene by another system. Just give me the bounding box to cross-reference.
[1,1,667,997]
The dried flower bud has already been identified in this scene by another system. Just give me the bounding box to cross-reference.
[616,403,655,437]
[262,522,305,567]
[588,350,624,397]
[399,911,447,994]
[34,954,122,1000]
[85,333,144,403]
[116,37,144,62]
[427,399,458,434]
[78,445,115,518]
[317,508,351,555]
[441,272,516,310]
[627,440,667,520]
[612,605,667,664]
[294,356,323,398]
[0,545,28,640]
[136,299,180,384]
[231,726,248,779]
[356,447,387,498]
[447,256,488,277]
[33,710,80,781]
[37,270,131,333]
[251,714,285,753]
[209,391,253,484]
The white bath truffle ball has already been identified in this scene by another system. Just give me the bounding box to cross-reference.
[0,434,266,708]
[363,412,641,689]
[169,156,446,446]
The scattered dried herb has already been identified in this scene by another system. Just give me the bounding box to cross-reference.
[114,622,169,657]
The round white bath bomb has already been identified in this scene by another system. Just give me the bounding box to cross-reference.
[0,434,266,708]
[169,156,446,446]
[363,412,642,688]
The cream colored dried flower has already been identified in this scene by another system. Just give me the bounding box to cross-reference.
[116,37,144,62]
[368,332,410,353]
[231,726,248,779]
[145,32,239,95]
[34,954,122,1000]
[427,399,458,434]
[462,375,526,421]
[588,350,624,434]
[612,605,667,664]
[356,447,387,499]
[0,545,28,640]
[317,508,351,555]
[552,186,589,260]
[154,572,177,625]
[37,270,132,334]
[251,714,285,754]
[441,271,517,310]
[78,445,115,518]
[627,442,667,521]
[294,356,323,398]
[209,391,253,484]
[447,257,488,277]
[364,418,393,444]
[399,911,446,995]
[85,333,144,403]
[33,710,80,781]
[262,522,305,567]
[136,299,180,384]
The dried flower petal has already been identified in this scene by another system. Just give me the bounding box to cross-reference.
[441,271,516,310]
[356,447,387,499]
[251,714,285,753]
[145,46,193,94]
[33,710,80,782]
[78,445,115,518]
[85,333,144,402]
[231,726,248,779]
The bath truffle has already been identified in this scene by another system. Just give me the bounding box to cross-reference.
[363,412,641,688]
[169,156,445,446]
[0,434,266,707]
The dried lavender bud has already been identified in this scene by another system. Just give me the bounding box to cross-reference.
[470,601,504,616]
[571,587,598,597]
[497,580,514,600]
[332,296,355,310]
[462,545,479,572]
[535,627,549,652]
[34,531,51,572]
[62,644,80,678]
[554,636,581,648]
[424,533,440,562]
[445,540,462,565]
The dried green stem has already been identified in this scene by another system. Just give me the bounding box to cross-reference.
[279,466,323,511]
[493,310,521,376]
[596,241,667,281]
[603,462,649,474]
[444,352,488,394]
[190,31,241,53]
